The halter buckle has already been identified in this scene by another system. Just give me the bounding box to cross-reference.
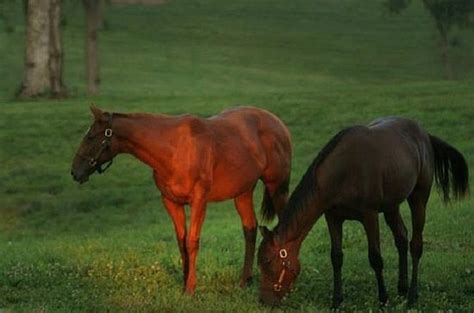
[273,283,282,292]
[104,128,113,137]
[279,249,288,259]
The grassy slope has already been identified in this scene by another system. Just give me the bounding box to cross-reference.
[1,0,473,311]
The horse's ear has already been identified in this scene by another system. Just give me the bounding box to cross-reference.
[90,104,105,121]
[259,226,272,240]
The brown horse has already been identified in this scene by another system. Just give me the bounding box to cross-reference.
[257,117,469,307]
[71,105,292,294]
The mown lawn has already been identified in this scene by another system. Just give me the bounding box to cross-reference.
[1,0,473,311]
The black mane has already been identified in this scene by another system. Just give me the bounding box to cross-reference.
[275,126,360,241]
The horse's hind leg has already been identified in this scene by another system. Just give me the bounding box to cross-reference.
[325,213,344,309]
[362,210,388,305]
[384,208,409,296]
[407,188,429,306]
[234,190,257,287]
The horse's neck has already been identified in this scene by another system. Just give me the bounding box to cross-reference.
[113,114,174,170]
[275,197,325,248]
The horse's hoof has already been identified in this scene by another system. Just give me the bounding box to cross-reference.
[331,296,343,310]
[240,276,253,288]
[407,287,418,307]
[379,299,389,308]
[183,286,196,296]
[379,294,389,307]
[407,294,418,307]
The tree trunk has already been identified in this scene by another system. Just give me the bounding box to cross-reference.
[18,0,51,97]
[18,0,66,98]
[438,26,454,80]
[423,0,455,80]
[49,0,67,97]
[83,0,102,95]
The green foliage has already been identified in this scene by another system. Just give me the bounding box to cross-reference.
[0,0,23,33]
[387,0,474,32]
[423,0,474,31]
[386,0,412,13]
[387,0,474,78]
[1,0,474,311]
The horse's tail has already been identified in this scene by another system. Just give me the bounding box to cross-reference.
[261,178,290,223]
[429,134,469,202]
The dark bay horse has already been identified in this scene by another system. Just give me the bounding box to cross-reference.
[71,105,292,294]
[257,117,469,307]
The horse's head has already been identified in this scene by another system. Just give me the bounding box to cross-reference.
[257,226,301,306]
[71,106,116,183]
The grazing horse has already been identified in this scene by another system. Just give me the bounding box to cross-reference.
[71,105,292,294]
[257,117,469,307]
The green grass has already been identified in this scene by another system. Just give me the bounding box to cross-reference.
[1,0,474,311]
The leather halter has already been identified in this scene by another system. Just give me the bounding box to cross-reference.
[273,248,291,292]
[88,113,114,174]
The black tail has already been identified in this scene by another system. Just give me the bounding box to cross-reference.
[261,178,289,223]
[429,134,469,202]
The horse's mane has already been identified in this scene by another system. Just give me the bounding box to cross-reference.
[275,126,360,241]
[112,112,149,118]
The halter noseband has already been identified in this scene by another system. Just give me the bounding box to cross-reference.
[88,113,114,174]
[273,248,290,292]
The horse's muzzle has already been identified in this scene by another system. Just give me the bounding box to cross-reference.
[71,170,89,184]
[259,289,282,307]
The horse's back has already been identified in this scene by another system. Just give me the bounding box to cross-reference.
[368,117,433,186]
[320,117,432,212]
[209,106,292,167]
[211,106,290,141]
[368,116,429,141]
[205,106,292,200]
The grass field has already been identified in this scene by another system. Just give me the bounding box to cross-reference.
[1,0,473,311]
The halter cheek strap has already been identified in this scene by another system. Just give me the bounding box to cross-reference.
[89,113,114,174]
[273,248,290,292]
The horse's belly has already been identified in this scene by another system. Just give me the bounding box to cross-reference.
[207,167,262,201]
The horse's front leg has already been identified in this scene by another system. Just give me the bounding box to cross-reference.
[161,196,189,285]
[185,189,209,294]
[325,213,344,309]
[234,191,257,287]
